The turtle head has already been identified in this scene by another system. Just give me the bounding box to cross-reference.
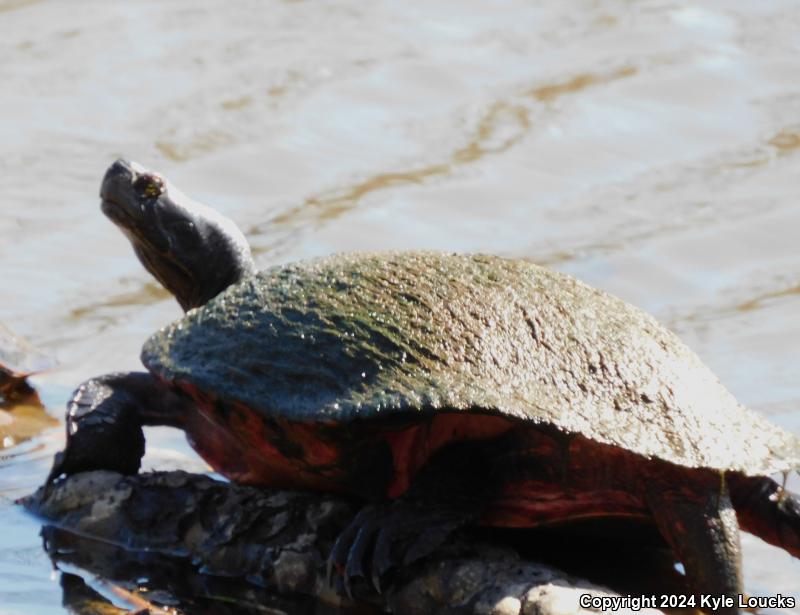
[100,159,256,311]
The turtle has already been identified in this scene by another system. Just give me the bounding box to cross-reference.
[48,159,800,611]
[0,321,56,404]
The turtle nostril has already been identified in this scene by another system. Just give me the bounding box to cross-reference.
[100,159,135,200]
[107,159,134,180]
[111,158,133,172]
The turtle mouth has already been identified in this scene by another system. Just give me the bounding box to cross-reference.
[100,197,137,227]
[100,159,144,223]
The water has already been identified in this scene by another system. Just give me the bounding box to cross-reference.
[1,0,799,612]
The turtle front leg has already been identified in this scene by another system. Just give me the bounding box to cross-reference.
[47,372,188,483]
[645,474,743,614]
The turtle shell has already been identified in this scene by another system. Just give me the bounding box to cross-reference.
[142,252,800,477]
[0,322,56,377]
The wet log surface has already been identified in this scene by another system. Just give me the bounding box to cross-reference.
[21,471,679,614]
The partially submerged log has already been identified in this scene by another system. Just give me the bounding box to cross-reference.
[23,471,676,615]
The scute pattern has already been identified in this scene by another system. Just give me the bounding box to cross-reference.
[143,252,800,475]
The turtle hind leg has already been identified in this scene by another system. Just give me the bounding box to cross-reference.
[327,499,470,598]
[328,439,500,597]
[729,474,800,558]
[645,473,743,614]
[47,372,188,483]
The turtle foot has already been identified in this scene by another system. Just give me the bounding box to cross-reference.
[327,501,467,598]
[46,371,195,485]
[47,375,146,484]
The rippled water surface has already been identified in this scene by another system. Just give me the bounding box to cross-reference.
[1,0,799,612]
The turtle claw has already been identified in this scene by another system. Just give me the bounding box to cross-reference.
[327,511,363,596]
[328,502,468,598]
[328,507,383,597]
[371,569,382,596]
[345,519,379,591]
[372,528,394,592]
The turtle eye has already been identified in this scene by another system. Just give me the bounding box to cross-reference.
[133,174,165,199]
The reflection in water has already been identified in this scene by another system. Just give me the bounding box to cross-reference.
[0,0,43,13]
[734,284,800,314]
[0,394,58,450]
[529,120,800,272]
[0,321,58,396]
[769,129,800,155]
[252,65,638,251]
[0,322,58,449]
[42,523,686,615]
[155,130,235,164]
[59,572,164,615]
[65,279,170,328]
[527,66,636,102]
[43,525,377,615]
